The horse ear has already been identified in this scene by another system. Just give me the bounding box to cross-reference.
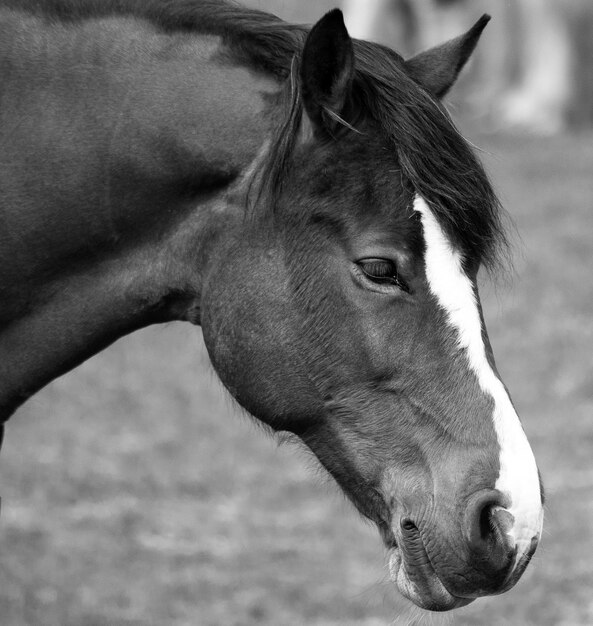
[405,14,490,99]
[300,9,355,134]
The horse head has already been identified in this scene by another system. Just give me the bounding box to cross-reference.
[199,9,543,612]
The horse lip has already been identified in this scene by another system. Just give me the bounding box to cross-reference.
[497,534,539,594]
[388,530,474,612]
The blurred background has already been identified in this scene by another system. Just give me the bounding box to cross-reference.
[1,1,592,624]
[342,0,593,134]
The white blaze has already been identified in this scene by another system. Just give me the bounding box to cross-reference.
[413,195,543,560]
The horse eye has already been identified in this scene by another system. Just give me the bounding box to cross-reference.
[359,259,395,279]
[357,258,410,292]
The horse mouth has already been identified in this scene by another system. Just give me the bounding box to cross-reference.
[388,526,474,612]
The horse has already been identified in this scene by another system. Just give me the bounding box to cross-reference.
[0,0,543,612]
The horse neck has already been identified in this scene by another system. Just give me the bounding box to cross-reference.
[0,12,280,418]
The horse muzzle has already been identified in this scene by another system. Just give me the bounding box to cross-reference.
[388,489,541,611]
[389,520,474,611]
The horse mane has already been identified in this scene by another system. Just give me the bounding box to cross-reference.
[4,0,509,271]
[1,0,306,77]
[258,38,510,273]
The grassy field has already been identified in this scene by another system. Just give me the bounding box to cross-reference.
[2,3,593,625]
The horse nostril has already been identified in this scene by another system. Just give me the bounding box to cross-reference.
[479,501,499,542]
[465,489,513,555]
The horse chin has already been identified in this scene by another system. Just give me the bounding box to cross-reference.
[388,548,474,612]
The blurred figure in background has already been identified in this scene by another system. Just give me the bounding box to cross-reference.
[342,0,593,134]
